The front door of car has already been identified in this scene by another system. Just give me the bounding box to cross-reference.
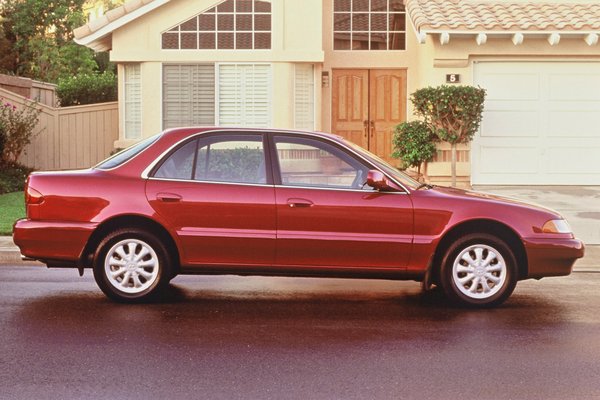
[271,134,413,269]
[145,132,276,267]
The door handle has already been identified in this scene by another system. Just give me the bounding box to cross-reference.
[287,198,313,208]
[156,192,182,202]
[363,120,369,138]
[369,120,375,138]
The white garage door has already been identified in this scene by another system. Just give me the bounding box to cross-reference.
[472,62,600,185]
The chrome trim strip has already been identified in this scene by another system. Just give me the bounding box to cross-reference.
[140,128,411,193]
[147,176,274,188]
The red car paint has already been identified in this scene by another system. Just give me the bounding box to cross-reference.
[13,128,584,299]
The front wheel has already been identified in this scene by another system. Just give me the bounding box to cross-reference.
[93,229,172,303]
[440,233,518,308]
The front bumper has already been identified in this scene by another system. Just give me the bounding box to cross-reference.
[13,219,97,263]
[524,237,585,279]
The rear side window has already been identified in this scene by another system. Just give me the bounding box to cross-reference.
[152,134,266,184]
[96,134,160,170]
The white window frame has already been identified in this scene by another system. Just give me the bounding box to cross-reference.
[293,63,316,131]
[123,63,142,140]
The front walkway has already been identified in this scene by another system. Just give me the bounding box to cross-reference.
[473,186,600,245]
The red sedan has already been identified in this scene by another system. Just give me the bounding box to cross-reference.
[13,128,584,307]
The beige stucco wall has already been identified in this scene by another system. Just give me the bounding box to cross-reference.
[112,0,324,147]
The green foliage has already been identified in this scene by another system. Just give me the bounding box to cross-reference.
[0,161,32,194]
[0,191,26,235]
[392,121,437,171]
[411,85,486,144]
[0,119,6,158]
[198,148,264,183]
[0,0,97,82]
[57,71,118,106]
[0,98,42,163]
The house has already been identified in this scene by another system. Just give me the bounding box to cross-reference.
[73,0,600,186]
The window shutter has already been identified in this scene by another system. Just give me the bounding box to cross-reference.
[124,64,142,139]
[162,64,215,129]
[217,64,271,127]
[294,64,315,130]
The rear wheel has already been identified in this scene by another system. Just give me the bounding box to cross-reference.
[440,233,517,308]
[93,229,172,303]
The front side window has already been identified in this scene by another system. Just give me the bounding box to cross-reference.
[153,134,266,184]
[274,136,372,190]
[162,0,272,50]
[333,0,406,50]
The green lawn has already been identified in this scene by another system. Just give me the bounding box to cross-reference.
[0,192,25,236]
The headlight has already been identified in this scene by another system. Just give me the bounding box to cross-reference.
[542,219,572,234]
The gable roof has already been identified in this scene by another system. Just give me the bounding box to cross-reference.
[407,0,600,34]
[74,0,169,51]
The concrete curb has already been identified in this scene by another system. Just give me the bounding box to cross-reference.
[1,236,598,271]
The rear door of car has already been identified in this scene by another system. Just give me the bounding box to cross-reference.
[145,131,276,267]
[270,133,413,269]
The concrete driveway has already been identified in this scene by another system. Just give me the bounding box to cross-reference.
[473,186,600,245]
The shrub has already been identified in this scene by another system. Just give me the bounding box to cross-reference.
[0,119,5,158]
[0,99,41,163]
[0,160,33,194]
[392,121,437,177]
[57,71,118,107]
[411,85,486,187]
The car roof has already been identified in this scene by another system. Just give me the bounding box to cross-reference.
[160,126,346,143]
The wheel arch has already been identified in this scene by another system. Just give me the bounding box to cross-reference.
[80,214,180,275]
[432,219,528,282]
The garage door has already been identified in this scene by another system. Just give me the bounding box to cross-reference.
[472,62,600,185]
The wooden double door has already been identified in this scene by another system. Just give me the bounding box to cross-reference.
[332,69,407,164]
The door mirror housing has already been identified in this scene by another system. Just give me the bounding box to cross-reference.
[366,170,393,191]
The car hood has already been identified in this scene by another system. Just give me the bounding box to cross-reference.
[428,186,562,217]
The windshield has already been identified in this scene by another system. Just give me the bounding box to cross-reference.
[95,134,161,170]
[345,140,420,190]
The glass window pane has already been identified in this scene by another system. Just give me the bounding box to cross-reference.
[254,14,271,31]
[217,0,234,12]
[352,13,369,30]
[389,32,405,50]
[217,32,234,48]
[274,136,371,190]
[237,32,253,49]
[195,136,265,184]
[353,0,369,11]
[162,33,178,49]
[352,33,369,50]
[254,32,270,49]
[389,0,405,12]
[334,32,351,50]
[217,14,234,31]
[237,14,252,30]
[181,33,197,49]
[154,139,197,180]
[370,32,387,49]
[334,13,350,31]
[254,0,271,13]
[180,17,198,31]
[371,0,387,11]
[199,32,216,49]
[236,0,253,13]
[334,0,351,12]
[370,13,386,31]
[198,14,215,31]
[389,13,405,31]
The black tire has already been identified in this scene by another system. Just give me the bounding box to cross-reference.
[439,233,517,308]
[93,228,172,303]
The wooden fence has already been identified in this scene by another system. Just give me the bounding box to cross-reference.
[0,87,118,171]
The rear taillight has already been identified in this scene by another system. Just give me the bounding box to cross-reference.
[26,186,44,205]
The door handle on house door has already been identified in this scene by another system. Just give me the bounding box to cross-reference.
[369,120,375,138]
[363,120,369,138]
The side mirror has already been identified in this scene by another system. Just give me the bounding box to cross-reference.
[366,170,393,191]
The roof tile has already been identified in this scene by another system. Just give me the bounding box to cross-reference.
[407,0,600,32]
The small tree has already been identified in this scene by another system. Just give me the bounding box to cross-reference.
[411,85,486,187]
[0,99,42,163]
[392,121,437,180]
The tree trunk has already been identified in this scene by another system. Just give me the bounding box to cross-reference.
[451,142,457,187]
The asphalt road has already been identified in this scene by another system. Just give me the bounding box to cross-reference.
[1,265,600,400]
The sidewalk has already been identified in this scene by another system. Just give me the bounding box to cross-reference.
[1,236,598,271]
